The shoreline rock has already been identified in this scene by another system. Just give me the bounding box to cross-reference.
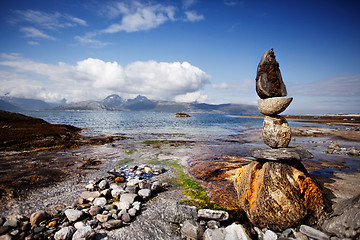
[174,112,191,117]
[234,160,328,231]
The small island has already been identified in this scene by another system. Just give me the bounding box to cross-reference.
[174,112,191,117]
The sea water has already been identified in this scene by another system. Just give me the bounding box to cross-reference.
[21,111,327,138]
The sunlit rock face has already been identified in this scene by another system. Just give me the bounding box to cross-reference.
[234,161,327,231]
[255,49,287,99]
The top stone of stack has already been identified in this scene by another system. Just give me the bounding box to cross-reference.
[256,48,287,99]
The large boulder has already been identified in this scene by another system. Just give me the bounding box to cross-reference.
[234,161,327,231]
[262,115,291,148]
[256,49,287,99]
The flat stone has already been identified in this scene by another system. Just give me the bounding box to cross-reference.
[72,225,94,240]
[250,147,313,161]
[98,179,109,190]
[102,220,123,229]
[111,188,125,199]
[263,115,291,148]
[138,189,152,198]
[225,224,251,240]
[89,206,103,216]
[54,226,76,240]
[80,191,101,201]
[120,194,138,204]
[256,48,287,99]
[128,208,137,217]
[3,219,18,228]
[64,209,83,222]
[263,229,278,240]
[300,225,329,240]
[258,97,293,116]
[204,228,226,240]
[93,197,107,207]
[96,214,109,223]
[115,201,130,210]
[181,220,203,240]
[74,221,86,229]
[121,213,131,223]
[198,209,229,221]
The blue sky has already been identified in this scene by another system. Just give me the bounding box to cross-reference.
[0,0,359,114]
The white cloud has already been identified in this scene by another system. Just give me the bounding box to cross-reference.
[184,11,204,22]
[102,1,176,33]
[0,53,211,103]
[74,35,110,48]
[212,83,229,89]
[174,91,208,103]
[20,27,55,40]
[182,0,196,9]
[10,9,87,41]
[224,0,244,6]
[10,9,87,30]
[27,41,40,45]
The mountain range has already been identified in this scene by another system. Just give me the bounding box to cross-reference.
[0,94,259,115]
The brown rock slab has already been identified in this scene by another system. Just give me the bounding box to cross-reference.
[250,147,313,161]
[263,115,291,148]
[234,161,327,231]
[257,97,293,116]
[256,49,287,99]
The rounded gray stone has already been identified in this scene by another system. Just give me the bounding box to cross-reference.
[258,97,293,116]
[93,197,107,207]
[64,209,83,222]
[262,115,291,148]
[54,226,76,240]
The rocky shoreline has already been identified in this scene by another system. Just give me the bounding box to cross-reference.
[1,111,360,239]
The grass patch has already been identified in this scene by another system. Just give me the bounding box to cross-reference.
[142,140,169,148]
[115,158,134,167]
[146,158,225,210]
[125,149,137,155]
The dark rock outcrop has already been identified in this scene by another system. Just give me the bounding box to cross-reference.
[174,112,191,117]
[255,49,287,99]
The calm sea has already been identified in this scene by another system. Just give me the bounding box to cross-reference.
[21,111,324,138]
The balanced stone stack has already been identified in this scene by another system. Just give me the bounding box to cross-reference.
[234,49,328,231]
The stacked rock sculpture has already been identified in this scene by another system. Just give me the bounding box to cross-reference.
[234,49,328,231]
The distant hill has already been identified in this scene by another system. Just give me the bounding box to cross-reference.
[0,100,21,112]
[51,100,125,111]
[0,96,55,111]
[51,94,258,114]
[0,94,259,115]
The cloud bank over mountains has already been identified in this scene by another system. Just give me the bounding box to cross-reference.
[0,53,211,104]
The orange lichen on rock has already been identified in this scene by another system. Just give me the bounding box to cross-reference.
[234,161,328,231]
